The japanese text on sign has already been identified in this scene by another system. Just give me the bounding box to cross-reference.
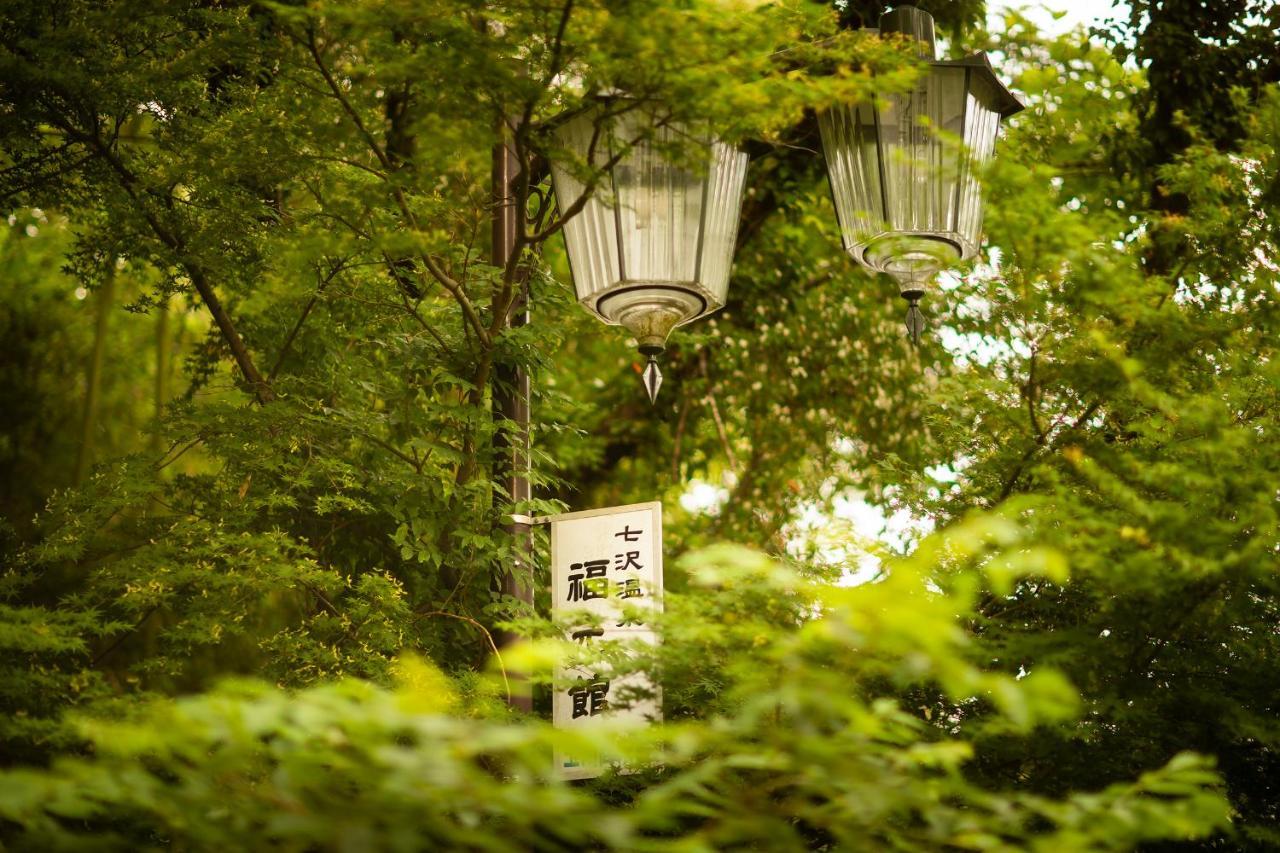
[549,502,663,779]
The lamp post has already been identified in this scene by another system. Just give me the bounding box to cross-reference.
[492,130,534,711]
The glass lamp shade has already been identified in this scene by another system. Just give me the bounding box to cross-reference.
[549,109,749,356]
[818,6,1023,329]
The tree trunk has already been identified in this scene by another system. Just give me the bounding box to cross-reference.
[152,296,170,457]
[74,270,116,486]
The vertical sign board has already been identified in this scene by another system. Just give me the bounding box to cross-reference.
[550,502,662,780]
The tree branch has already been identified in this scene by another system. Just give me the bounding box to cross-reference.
[700,350,739,471]
[1024,346,1046,444]
[269,259,344,380]
[304,29,492,347]
[66,121,274,403]
[997,399,1101,502]
[416,610,511,702]
[92,606,159,667]
[305,32,394,173]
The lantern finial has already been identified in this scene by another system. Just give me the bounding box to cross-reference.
[641,347,663,404]
[904,297,925,346]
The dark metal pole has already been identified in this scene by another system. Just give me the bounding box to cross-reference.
[492,131,534,712]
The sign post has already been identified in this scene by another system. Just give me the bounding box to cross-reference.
[548,501,663,779]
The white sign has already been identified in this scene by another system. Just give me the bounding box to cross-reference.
[549,501,662,779]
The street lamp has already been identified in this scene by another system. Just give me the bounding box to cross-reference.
[549,107,749,403]
[819,5,1023,343]
[549,4,1022,387]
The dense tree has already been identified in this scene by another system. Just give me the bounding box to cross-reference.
[0,0,1275,848]
[904,6,1280,848]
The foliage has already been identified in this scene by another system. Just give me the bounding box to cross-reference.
[0,528,1229,850]
[884,9,1280,849]
[0,0,1276,848]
